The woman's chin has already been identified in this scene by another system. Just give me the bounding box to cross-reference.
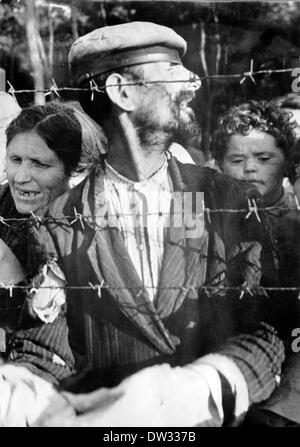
[15,202,40,216]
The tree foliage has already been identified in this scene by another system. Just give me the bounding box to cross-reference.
[1,1,300,152]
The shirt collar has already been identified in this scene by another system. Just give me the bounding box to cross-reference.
[104,158,169,188]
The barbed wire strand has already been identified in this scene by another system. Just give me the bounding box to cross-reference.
[0,202,299,293]
[0,284,299,293]
[5,66,299,96]
[0,201,297,226]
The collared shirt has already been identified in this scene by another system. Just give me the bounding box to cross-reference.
[103,159,173,301]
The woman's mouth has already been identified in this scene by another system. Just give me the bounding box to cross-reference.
[15,189,41,200]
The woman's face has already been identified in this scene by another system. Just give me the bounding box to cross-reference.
[6,130,69,215]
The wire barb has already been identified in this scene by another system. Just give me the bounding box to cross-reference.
[245,198,261,223]
[30,210,43,226]
[0,216,9,227]
[1,281,14,298]
[89,79,101,101]
[89,279,104,298]
[204,202,211,224]
[71,207,85,229]
[240,59,256,85]
[45,78,61,98]
[239,282,254,299]
[7,80,17,101]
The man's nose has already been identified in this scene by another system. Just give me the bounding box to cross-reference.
[14,163,31,183]
[180,66,201,91]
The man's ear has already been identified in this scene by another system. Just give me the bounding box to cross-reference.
[105,73,136,112]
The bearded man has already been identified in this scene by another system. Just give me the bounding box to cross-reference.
[0,22,284,427]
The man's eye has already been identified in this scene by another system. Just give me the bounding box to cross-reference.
[166,64,179,74]
[166,66,175,74]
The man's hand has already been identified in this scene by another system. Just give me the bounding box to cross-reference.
[35,363,224,427]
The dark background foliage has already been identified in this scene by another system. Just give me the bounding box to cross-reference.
[1,0,300,155]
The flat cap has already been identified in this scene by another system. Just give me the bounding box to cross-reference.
[69,21,187,86]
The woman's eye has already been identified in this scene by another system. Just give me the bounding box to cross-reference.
[10,156,21,163]
[34,161,48,168]
[258,157,271,162]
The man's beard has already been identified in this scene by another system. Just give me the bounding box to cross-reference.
[171,109,201,146]
[171,91,201,144]
[133,95,201,153]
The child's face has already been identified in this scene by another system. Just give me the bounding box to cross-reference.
[220,129,286,205]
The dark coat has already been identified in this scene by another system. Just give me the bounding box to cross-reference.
[0,185,34,352]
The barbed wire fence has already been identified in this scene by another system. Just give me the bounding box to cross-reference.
[4,64,300,100]
[0,197,300,295]
[1,63,300,296]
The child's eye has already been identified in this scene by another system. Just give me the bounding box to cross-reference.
[258,157,271,162]
[230,159,243,164]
